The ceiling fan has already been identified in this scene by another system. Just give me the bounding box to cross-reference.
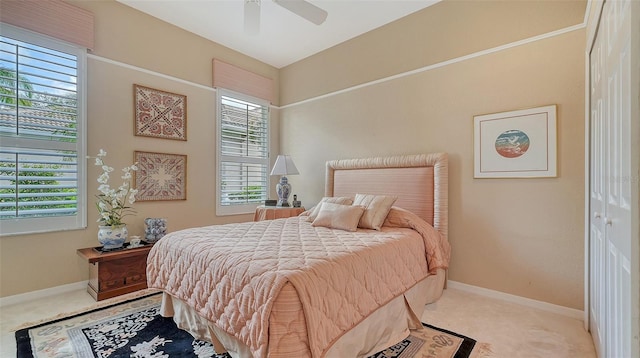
[244,0,328,35]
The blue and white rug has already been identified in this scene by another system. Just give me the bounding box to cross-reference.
[16,293,486,358]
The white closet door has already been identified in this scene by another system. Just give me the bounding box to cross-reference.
[589,0,638,357]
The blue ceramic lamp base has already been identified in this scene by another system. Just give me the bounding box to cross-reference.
[276,176,291,207]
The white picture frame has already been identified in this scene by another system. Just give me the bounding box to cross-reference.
[474,105,557,178]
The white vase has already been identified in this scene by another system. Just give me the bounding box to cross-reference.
[98,224,128,249]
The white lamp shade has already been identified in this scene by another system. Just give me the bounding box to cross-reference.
[270,155,299,176]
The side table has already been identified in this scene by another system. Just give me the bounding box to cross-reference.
[77,244,153,301]
[254,206,305,221]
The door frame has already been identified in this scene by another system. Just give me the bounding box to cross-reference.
[584,0,604,333]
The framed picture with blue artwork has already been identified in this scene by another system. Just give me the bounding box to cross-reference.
[474,105,557,178]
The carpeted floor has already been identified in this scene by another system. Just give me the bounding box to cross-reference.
[15,293,488,358]
[2,287,596,358]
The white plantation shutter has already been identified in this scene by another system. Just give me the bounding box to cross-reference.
[217,90,269,215]
[0,24,86,235]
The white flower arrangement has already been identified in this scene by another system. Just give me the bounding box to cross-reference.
[90,149,139,227]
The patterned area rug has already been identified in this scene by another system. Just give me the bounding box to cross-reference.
[15,293,490,358]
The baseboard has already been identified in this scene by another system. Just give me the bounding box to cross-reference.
[0,281,87,308]
[447,280,584,320]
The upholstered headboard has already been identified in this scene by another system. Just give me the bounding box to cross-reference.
[325,153,448,241]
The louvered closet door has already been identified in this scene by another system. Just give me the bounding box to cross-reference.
[588,0,638,357]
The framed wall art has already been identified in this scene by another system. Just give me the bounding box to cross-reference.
[134,84,187,141]
[134,151,187,201]
[474,105,557,178]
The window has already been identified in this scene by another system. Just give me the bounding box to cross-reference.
[0,24,86,235]
[216,89,269,215]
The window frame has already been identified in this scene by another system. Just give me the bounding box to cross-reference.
[216,88,270,216]
[0,23,87,236]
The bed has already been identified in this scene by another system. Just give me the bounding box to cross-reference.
[146,153,450,357]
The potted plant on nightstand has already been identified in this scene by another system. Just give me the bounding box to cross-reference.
[90,149,138,250]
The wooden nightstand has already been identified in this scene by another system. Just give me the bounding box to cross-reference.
[254,206,305,221]
[77,244,154,301]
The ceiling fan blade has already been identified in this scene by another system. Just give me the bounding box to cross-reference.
[273,0,328,25]
[244,0,260,35]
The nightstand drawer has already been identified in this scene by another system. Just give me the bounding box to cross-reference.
[125,273,146,285]
[101,278,124,290]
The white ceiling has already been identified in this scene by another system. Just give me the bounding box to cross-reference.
[116,0,440,69]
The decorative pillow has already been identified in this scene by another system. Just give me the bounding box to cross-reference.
[306,196,354,222]
[353,193,398,230]
[311,202,365,232]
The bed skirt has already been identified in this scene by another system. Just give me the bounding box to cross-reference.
[159,268,446,358]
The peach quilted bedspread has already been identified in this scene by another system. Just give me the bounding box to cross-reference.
[146,210,449,357]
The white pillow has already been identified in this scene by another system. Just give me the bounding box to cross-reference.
[311,202,365,232]
[353,193,397,230]
[306,196,354,222]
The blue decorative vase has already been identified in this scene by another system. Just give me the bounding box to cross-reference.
[144,218,167,243]
[98,224,128,249]
[276,176,291,207]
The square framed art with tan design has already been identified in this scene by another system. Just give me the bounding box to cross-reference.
[134,84,187,141]
[134,151,187,201]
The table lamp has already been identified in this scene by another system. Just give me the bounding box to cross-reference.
[270,155,299,207]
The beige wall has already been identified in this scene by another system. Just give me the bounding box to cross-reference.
[0,0,588,311]
[0,0,279,297]
[279,1,587,309]
[280,0,586,105]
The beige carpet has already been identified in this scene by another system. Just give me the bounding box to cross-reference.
[422,288,596,358]
[1,287,596,358]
